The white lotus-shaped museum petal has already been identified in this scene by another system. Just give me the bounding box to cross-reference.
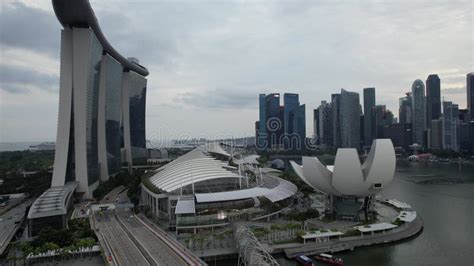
[303,157,340,196]
[291,139,396,197]
[362,138,396,185]
[331,149,366,196]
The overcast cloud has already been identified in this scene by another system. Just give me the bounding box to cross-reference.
[0,0,472,142]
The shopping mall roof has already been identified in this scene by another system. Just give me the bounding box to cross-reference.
[149,147,240,193]
[195,176,297,203]
[175,197,196,214]
[27,182,77,219]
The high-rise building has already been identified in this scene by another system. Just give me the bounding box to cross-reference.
[331,93,341,148]
[399,93,412,125]
[374,105,386,138]
[265,93,281,149]
[98,54,123,179]
[256,93,305,150]
[122,70,148,165]
[340,89,361,149]
[430,119,443,149]
[363,87,376,146]
[382,123,412,150]
[283,93,299,135]
[50,1,149,197]
[385,110,395,125]
[468,73,474,121]
[289,104,306,150]
[313,108,320,145]
[442,101,459,151]
[411,79,426,147]
[283,93,306,150]
[459,109,472,152]
[426,74,441,128]
[256,94,267,149]
[317,101,333,147]
[459,109,469,123]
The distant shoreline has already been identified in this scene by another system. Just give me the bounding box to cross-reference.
[0,142,51,152]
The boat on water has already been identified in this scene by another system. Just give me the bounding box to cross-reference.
[313,253,343,265]
[295,254,314,266]
[28,142,55,151]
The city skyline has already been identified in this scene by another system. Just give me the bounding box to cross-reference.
[1,0,473,142]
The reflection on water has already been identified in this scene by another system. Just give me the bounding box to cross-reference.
[322,162,473,266]
[227,162,474,266]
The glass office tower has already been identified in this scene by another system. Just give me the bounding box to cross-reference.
[98,54,123,180]
[340,89,361,149]
[426,74,441,129]
[411,79,426,148]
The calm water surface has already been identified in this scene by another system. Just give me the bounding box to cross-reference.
[231,162,474,266]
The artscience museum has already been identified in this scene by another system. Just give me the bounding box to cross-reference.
[290,139,396,221]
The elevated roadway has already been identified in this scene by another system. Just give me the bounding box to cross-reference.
[0,201,31,256]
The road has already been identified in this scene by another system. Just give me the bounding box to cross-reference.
[102,185,125,203]
[116,211,188,266]
[93,188,205,265]
[0,200,30,255]
[94,212,150,266]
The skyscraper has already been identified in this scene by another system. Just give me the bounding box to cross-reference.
[317,101,333,147]
[256,94,267,149]
[373,105,386,138]
[363,87,376,146]
[313,108,320,145]
[98,54,123,179]
[442,101,459,151]
[289,104,306,150]
[283,93,306,150]
[430,119,443,149]
[468,73,474,121]
[265,93,281,149]
[283,93,300,135]
[122,70,148,165]
[399,93,412,125]
[50,0,149,198]
[340,89,361,149]
[426,74,441,128]
[331,93,341,148]
[411,79,426,147]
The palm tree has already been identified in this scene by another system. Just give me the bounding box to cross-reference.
[215,233,224,248]
[84,238,96,257]
[43,242,59,262]
[270,224,279,240]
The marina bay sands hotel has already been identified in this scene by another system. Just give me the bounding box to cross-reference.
[50,0,149,198]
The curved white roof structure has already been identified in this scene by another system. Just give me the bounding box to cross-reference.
[290,139,396,197]
[148,144,297,205]
[28,182,77,219]
[149,147,240,193]
[195,176,297,203]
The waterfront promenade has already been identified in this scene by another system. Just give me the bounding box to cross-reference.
[283,215,424,258]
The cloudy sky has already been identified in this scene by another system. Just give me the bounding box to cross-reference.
[0,0,472,143]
